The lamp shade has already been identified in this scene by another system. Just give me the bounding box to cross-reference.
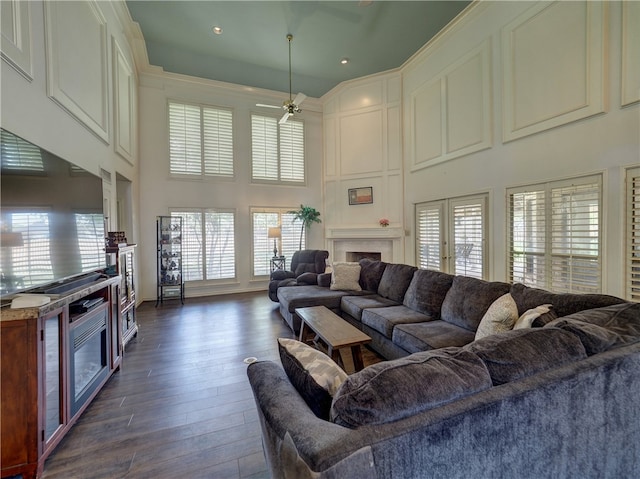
[268,227,281,239]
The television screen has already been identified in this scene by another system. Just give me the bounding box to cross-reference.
[0,128,106,296]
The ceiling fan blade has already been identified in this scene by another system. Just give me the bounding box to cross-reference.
[293,92,307,107]
[279,111,292,125]
[256,103,281,109]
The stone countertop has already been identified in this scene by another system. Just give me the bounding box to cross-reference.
[0,275,120,322]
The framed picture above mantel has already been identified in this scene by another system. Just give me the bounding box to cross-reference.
[348,187,373,205]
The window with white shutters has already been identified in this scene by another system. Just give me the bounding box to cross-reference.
[4,211,53,288]
[251,208,305,277]
[168,102,233,177]
[0,129,44,173]
[75,212,105,271]
[508,175,602,293]
[627,167,640,301]
[170,209,235,281]
[416,195,487,279]
[251,115,304,183]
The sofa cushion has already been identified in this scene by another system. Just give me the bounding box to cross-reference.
[475,293,519,340]
[278,338,348,420]
[514,304,556,329]
[330,347,492,428]
[377,263,418,303]
[464,328,587,386]
[440,276,511,332]
[509,283,626,317]
[358,258,388,292]
[361,305,431,337]
[402,269,454,318]
[392,320,476,353]
[330,262,362,291]
[340,295,398,322]
[277,285,352,313]
[544,303,640,355]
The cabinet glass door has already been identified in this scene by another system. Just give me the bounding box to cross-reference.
[44,313,63,442]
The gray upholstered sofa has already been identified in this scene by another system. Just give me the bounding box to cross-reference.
[276,258,627,359]
[251,267,640,478]
[268,249,329,302]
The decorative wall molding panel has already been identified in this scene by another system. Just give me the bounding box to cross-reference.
[113,36,136,164]
[502,1,606,142]
[339,110,384,175]
[410,39,492,171]
[45,0,109,142]
[0,0,32,80]
[621,2,640,107]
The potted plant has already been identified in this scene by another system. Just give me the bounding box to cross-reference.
[288,204,321,250]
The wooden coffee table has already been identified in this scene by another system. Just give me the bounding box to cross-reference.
[296,306,372,372]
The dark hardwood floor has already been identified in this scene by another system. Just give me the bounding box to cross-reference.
[42,292,296,479]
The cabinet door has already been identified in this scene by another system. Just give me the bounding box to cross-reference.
[42,310,65,448]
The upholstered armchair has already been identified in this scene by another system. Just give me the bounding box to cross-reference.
[268,249,329,302]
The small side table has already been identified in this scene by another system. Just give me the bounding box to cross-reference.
[270,256,286,273]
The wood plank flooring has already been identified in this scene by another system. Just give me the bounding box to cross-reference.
[41,292,381,479]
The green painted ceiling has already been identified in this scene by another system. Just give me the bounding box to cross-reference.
[125,1,471,98]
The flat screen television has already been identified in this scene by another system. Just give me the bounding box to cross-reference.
[0,128,106,297]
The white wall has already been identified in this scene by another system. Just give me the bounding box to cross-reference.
[136,72,324,300]
[323,1,639,299]
[1,0,141,283]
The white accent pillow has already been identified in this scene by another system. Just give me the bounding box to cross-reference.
[330,262,362,291]
[513,304,553,329]
[475,293,519,340]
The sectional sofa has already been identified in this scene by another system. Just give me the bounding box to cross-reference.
[249,259,640,478]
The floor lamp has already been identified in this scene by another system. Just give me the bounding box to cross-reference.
[268,227,281,258]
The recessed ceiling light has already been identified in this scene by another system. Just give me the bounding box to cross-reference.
[340,58,349,65]
[212,26,223,35]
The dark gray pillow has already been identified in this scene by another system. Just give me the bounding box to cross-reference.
[330,347,492,428]
[544,303,640,355]
[441,276,511,332]
[358,258,387,292]
[377,263,418,303]
[464,328,587,385]
[403,269,454,318]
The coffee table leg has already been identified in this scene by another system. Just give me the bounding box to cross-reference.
[351,345,365,371]
[298,322,306,342]
[328,346,345,370]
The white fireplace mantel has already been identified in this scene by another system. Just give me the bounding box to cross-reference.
[325,226,405,263]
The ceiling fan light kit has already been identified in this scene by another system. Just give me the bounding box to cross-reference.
[257,33,306,124]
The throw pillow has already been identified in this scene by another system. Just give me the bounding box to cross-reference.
[475,293,519,340]
[330,262,362,291]
[330,347,492,428]
[465,328,587,386]
[278,338,348,419]
[513,304,556,329]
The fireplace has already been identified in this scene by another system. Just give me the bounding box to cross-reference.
[326,226,404,263]
[69,304,109,416]
[346,251,382,262]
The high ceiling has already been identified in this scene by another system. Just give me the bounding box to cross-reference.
[125,1,471,98]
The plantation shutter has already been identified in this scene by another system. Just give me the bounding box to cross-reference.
[253,212,279,276]
[416,202,444,271]
[450,197,486,279]
[508,175,601,293]
[202,107,233,176]
[169,103,201,175]
[509,189,546,287]
[251,115,279,180]
[627,167,640,301]
[9,211,54,288]
[75,213,105,271]
[279,120,304,182]
[550,181,600,293]
[171,211,203,281]
[205,210,235,279]
[281,212,305,258]
[0,129,44,172]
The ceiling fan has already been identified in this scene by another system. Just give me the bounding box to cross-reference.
[257,34,307,124]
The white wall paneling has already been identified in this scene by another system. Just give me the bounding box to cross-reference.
[621,2,640,107]
[112,36,136,164]
[410,39,492,171]
[502,1,606,142]
[45,0,110,142]
[339,110,384,175]
[1,0,32,80]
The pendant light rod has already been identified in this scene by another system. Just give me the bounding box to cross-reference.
[287,34,293,103]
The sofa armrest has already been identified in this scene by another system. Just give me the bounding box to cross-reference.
[296,272,319,285]
[271,270,296,281]
[317,272,332,287]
